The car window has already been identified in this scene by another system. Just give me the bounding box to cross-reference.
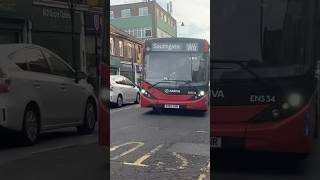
[8,48,29,70]
[125,78,134,86]
[115,77,126,85]
[9,47,50,74]
[27,48,51,74]
[42,49,74,78]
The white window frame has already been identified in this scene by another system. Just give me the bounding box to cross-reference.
[110,11,114,19]
[145,28,152,38]
[110,38,114,55]
[139,7,148,16]
[121,9,131,18]
[119,41,124,57]
[127,44,132,59]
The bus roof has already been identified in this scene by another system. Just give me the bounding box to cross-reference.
[144,38,208,44]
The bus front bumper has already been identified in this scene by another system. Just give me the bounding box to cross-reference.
[211,103,315,153]
[141,95,208,110]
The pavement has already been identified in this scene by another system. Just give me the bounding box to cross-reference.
[110,104,210,180]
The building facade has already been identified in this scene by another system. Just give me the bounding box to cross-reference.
[0,0,104,80]
[110,0,177,41]
[110,25,143,85]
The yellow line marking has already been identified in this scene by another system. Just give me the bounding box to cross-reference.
[123,144,163,167]
[197,161,210,180]
[197,174,207,180]
[110,142,144,160]
[172,152,188,170]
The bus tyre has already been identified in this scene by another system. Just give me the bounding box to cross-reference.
[21,105,40,145]
[117,95,123,108]
[135,93,140,104]
[152,106,162,113]
[77,99,97,134]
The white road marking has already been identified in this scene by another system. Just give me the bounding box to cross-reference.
[110,105,140,114]
[195,131,209,134]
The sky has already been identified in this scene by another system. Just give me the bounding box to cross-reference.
[110,0,210,42]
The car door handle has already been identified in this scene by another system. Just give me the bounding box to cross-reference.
[33,81,41,88]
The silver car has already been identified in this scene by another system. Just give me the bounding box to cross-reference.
[0,44,97,144]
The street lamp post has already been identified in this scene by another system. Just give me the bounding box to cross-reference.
[68,0,77,71]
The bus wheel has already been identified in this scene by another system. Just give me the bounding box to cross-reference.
[152,106,162,113]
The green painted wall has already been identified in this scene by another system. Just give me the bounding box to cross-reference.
[111,15,153,29]
[156,15,177,37]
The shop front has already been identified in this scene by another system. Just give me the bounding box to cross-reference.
[110,56,121,75]
[31,5,81,69]
[0,0,31,44]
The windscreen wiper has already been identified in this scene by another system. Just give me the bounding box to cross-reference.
[149,80,199,92]
[212,59,269,85]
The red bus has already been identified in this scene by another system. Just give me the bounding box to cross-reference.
[140,38,210,111]
[98,62,109,145]
[211,0,320,154]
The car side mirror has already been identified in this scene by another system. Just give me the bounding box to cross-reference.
[75,71,87,83]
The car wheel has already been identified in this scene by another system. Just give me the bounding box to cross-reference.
[117,95,123,108]
[135,93,140,104]
[315,96,319,139]
[77,99,97,134]
[22,105,40,145]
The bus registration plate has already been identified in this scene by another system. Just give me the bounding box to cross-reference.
[164,104,180,109]
[211,137,222,148]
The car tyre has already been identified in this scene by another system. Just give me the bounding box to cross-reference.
[21,105,40,145]
[77,99,97,134]
[117,95,123,108]
[315,95,319,139]
[135,93,140,104]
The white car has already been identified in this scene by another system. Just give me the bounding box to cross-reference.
[110,75,140,107]
[0,44,97,144]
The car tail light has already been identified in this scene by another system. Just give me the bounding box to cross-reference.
[0,69,10,94]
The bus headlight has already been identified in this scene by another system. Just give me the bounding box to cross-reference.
[190,90,206,100]
[141,89,155,99]
[288,93,302,107]
[199,91,205,96]
[251,93,304,123]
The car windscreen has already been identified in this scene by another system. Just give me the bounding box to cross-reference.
[144,52,208,85]
[212,0,310,79]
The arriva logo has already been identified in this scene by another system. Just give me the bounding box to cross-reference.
[164,89,181,93]
[211,90,225,98]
